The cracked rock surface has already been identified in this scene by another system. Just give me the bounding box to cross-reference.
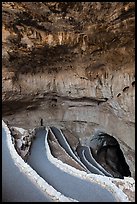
[2,2,135,201]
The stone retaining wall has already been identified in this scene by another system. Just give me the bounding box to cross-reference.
[3,120,134,202]
[2,120,77,202]
[45,127,129,202]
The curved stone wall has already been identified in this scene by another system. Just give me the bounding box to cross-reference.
[2,120,134,202]
[2,120,77,202]
[44,127,129,202]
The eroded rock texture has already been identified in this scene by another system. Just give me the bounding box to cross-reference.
[2,2,135,178]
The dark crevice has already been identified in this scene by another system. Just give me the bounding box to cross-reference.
[123,86,129,92]
[89,132,131,179]
[117,93,121,97]
[131,81,135,87]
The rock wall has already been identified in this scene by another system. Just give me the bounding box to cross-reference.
[2,120,135,202]
[3,62,135,122]
[2,2,135,173]
[2,120,76,202]
[2,3,135,200]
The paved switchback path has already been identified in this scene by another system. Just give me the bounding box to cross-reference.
[2,127,52,202]
[27,128,117,202]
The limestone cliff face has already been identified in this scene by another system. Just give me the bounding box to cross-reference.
[2,2,135,144]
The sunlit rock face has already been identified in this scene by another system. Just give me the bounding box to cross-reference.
[2,2,135,178]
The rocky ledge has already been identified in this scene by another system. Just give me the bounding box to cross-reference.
[2,2,135,201]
